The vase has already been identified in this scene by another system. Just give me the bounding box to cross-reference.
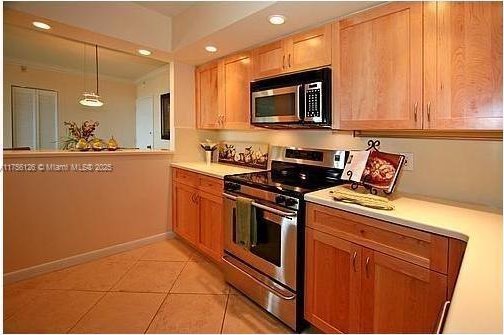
[205,151,212,166]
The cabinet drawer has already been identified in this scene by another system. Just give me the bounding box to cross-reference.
[199,175,224,196]
[173,168,199,187]
[306,203,448,273]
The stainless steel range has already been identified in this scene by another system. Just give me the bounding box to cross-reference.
[222,146,348,331]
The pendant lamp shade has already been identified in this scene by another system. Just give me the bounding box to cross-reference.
[80,45,104,107]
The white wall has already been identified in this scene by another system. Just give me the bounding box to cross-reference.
[136,66,171,149]
[4,62,136,148]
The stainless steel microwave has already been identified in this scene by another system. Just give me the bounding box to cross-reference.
[251,68,331,128]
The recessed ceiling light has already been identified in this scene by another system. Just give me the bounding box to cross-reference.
[205,45,218,53]
[138,49,152,56]
[32,21,51,30]
[268,15,286,25]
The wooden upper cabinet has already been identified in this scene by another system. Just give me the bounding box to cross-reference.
[196,62,222,129]
[305,228,361,334]
[221,53,252,129]
[288,25,332,72]
[360,249,448,333]
[252,40,286,79]
[337,2,423,130]
[252,24,332,79]
[424,2,503,130]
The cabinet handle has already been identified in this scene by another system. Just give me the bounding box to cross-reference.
[435,301,451,334]
[414,102,418,122]
[352,251,357,272]
[365,257,370,278]
[427,102,431,122]
[282,55,286,69]
[288,54,291,68]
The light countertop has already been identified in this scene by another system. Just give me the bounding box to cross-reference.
[304,187,503,334]
[171,162,264,179]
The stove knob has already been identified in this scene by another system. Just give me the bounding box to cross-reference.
[285,198,298,207]
[275,195,286,204]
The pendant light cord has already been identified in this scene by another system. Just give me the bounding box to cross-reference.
[95,45,99,95]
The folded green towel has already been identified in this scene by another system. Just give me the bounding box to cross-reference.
[235,197,257,248]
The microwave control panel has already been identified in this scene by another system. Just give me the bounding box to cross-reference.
[304,82,323,122]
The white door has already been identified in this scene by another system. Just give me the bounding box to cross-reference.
[12,87,58,149]
[38,90,58,149]
[136,96,154,149]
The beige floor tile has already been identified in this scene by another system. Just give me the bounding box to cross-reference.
[140,238,194,262]
[113,261,185,293]
[70,292,165,334]
[147,294,227,334]
[222,294,292,334]
[103,246,151,262]
[170,261,229,294]
[12,258,134,291]
[3,287,50,320]
[4,290,104,333]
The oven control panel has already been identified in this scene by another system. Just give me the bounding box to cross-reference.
[224,182,241,192]
[275,194,299,209]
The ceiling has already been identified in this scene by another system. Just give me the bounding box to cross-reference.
[134,1,198,17]
[4,1,382,65]
[4,24,168,82]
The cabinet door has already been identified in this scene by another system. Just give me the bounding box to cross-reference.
[361,249,447,334]
[196,62,222,129]
[222,53,252,129]
[424,2,503,130]
[252,40,286,79]
[338,2,423,130]
[173,182,199,245]
[287,25,332,72]
[305,228,361,333]
[197,191,223,263]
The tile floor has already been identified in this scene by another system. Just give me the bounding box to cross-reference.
[3,238,292,334]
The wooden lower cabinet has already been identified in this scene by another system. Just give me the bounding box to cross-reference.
[305,228,361,333]
[360,249,447,334]
[172,168,224,263]
[173,182,199,245]
[197,190,223,262]
[304,202,461,334]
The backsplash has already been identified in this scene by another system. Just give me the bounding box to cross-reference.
[205,129,503,209]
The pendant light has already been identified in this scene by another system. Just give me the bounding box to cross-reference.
[79,45,104,107]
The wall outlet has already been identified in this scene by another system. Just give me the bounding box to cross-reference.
[401,152,414,171]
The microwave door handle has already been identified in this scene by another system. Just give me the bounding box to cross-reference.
[296,84,303,121]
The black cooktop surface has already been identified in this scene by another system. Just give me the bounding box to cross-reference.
[225,161,347,197]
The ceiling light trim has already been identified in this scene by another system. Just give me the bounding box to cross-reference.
[32,21,51,30]
[205,45,218,53]
[268,15,286,25]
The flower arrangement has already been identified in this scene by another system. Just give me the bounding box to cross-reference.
[60,120,99,150]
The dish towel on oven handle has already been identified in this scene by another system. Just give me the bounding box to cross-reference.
[235,196,257,249]
[330,186,394,210]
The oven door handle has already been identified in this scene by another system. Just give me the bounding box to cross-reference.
[223,255,296,301]
[223,193,297,217]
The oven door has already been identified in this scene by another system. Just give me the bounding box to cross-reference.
[223,193,297,290]
[251,85,302,124]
